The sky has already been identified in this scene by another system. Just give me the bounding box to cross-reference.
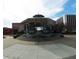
[3,0,76,28]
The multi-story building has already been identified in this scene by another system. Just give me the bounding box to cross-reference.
[56,14,76,33]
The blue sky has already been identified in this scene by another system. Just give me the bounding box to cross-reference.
[3,0,76,28]
[43,0,76,19]
[54,0,76,17]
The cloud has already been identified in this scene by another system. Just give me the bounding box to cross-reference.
[53,17,60,21]
[3,19,12,28]
[3,0,68,28]
[42,0,68,16]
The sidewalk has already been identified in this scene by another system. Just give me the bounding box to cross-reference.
[3,35,76,59]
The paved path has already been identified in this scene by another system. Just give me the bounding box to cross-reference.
[3,35,76,59]
[4,44,75,59]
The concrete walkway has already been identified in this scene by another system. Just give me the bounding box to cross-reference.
[4,44,75,59]
[3,35,76,59]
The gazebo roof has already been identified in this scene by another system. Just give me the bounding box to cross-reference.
[33,14,44,17]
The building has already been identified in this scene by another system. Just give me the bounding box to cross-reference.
[3,27,12,35]
[12,14,57,38]
[56,15,76,33]
[12,14,56,33]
